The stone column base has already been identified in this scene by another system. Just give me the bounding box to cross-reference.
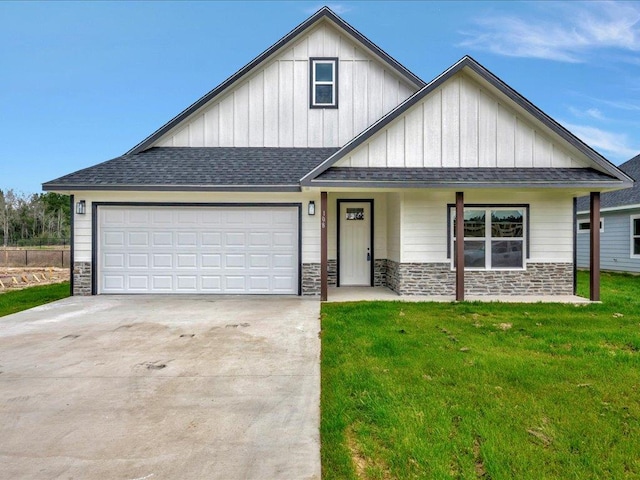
[73,261,92,296]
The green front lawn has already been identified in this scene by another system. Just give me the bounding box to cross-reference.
[321,271,640,479]
[0,282,70,317]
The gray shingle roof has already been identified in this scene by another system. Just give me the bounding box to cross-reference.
[310,167,621,188]
[576,154,640,211]
[42,147,339,192]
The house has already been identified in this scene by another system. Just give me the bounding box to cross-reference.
[576,154,640,273]
[43,7,633,301]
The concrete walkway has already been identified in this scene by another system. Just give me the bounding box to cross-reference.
[0,296,320,480]
[326,286,592,303]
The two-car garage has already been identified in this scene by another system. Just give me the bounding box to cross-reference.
[96,205,300,294]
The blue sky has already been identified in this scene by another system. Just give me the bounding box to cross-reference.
[2,0,640,194]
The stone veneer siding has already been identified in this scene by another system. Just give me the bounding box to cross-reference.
[73,261,92,296]
[386,261,573,296]
[301,263,321,296]
[327,259,337,287]
[374,258,388,287]
[327,258,387,287]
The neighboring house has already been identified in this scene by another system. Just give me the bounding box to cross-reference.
[576,154,640,273]
[43,7,632,300]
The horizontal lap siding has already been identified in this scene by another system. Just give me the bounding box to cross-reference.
[155,23,417,149]
[335,72,590,169]
[72,191,321,264]
[401,190,574,263]
[577,210,640,272]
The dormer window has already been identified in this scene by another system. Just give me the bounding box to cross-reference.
[310,58,338,108]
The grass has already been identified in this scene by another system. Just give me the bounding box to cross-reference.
[321,271,640,479]
[0,282,70,317]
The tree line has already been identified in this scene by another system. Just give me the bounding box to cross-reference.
[0,190,70,247]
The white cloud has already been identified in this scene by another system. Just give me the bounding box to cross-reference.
[458,1,640,62]
[303,4,352,15]
[568,106,608,121]
[561,121,640,159]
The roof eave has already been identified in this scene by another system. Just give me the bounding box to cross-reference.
[304,180,630,189]
[41,184,302,193]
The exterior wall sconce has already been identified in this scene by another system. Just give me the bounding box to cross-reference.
[308,201,315,215]
[76,200,86,215]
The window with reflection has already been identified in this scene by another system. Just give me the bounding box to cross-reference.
[452,207,525,270]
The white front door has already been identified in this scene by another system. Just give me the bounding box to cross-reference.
[339,201,372,286]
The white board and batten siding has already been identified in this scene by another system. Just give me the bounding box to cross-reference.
[336,72,591,169]
[577,209,640,273]
[400,190,575,264]
[154,22,417,149]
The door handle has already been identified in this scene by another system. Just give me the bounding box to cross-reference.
[367,248,371,262]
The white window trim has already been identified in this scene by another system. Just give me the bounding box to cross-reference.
[450,207,527,271]
[631,215,640,258]
[310,58,338,108]
[577,218,604,234]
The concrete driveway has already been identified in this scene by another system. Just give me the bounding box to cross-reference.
[0,295,320,480]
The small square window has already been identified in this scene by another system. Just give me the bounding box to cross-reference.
[310,58,338,108]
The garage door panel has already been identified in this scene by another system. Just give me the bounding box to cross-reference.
[104,232,125,247]
[249,232,270,247]
[177,232,197,246]
[177,276,197,291]
[103,275,125,290]
[128,254,149,268]
[225,254,245,268]
[103,253,124,268]
[177,254,197,268]
[225,276,246,291]
[201,276,221,291]
[249,254,270,268]
[128,276,149,290]
[249,276,270,291]
[152,254,172,268]
[273,276,295,291]
[152,232,172,247]
[273,232,295,247]
[202,254,221,268]
[273,254,295,268]
[225,232,245,246]
[202,232,222,246]
[152,276,173,290]
[99,206,298,294]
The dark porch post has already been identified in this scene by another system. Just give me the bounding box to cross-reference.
[320,191,328,301]
[455,191,464,301]
[590,192,601,301]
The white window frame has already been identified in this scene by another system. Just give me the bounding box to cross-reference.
[631,215,640,258]
[450,206,527,271]
[577,218,604,233]
[310,58,338,108]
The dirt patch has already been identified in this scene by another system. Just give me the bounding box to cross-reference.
[0,267,69,292]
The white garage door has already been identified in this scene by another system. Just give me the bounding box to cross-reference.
[98,205,299,294]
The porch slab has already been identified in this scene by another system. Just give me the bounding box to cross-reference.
[325,287,592,304]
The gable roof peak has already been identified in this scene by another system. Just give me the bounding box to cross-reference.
[301,55,633,185]
[126,5,425,156]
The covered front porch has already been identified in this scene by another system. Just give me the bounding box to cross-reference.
[314,189,603,303]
